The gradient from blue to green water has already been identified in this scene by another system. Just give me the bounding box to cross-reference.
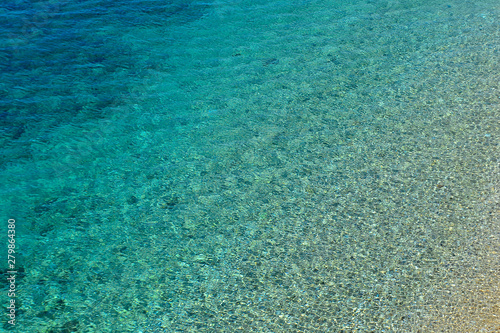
[1,0,499,331]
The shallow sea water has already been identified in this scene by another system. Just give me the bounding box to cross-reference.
[1,0,499,332]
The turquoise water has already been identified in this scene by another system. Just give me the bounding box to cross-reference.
[1,0,499,331]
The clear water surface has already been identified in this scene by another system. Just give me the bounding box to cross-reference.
[1,0,499,331]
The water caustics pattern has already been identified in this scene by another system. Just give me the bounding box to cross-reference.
[0,0,499,332]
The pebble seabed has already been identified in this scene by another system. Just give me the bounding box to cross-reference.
[0,0,499,332]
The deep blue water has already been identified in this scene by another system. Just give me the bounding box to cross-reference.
[1,0,210,165]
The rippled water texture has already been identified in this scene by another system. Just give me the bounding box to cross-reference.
[1,0,498,331]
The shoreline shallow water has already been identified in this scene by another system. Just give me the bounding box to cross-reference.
[1,0,498,331]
